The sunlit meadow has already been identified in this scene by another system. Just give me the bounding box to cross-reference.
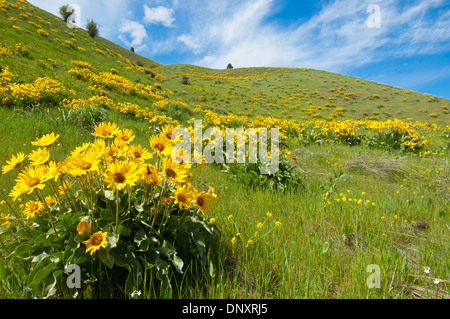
[0,0,448,299]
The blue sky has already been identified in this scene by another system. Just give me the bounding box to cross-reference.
[29,0,450,99]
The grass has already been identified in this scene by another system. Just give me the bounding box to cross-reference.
[156,64,450,125]
[0,0,449,299]
[184,140,448,299]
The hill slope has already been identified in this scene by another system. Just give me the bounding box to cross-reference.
[156,64,450,126]
[1,0,448,166]
[1,0,448,131]
[0,0,449,300]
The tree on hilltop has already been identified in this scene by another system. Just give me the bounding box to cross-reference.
[59,4,73,23]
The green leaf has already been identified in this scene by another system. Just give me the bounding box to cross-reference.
[117,224,131,236]
[0,226,15,237]
[98,245,115,269]
[155,259,172,299]
[107,232,119,248]
[42,270,63,299]
[124,259,143,296]
[104,190,115,201]
[28,262,54,289]
[321,242,330,254]
[31,252,50,264]
[134,202,144,213]
[9,243,32,259]
[209,260,214,277]
[170,254,184,273]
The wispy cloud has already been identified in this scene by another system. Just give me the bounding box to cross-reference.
[177,34,201,54]
[170,0,450,72]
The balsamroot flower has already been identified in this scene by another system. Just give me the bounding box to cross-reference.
[170,184,195,210]
[28,148,50,166]
[9,165,52,201]
[195,191,214,215]
[104,160,142,192]
[2,153,26,174]
[162,157,188,184]
[31,132,59,148]
[64,148,102,177]
[22,200,44,219]
[91,122,119,139]
[129,144,153,161]
[77,219,92,235]
[149,134,172,157]
[115,128,135,144]
[82,231,109,255]
[142,164,162,186]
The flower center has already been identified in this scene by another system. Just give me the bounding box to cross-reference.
[122,136,129,141]
[165,168,176,178]
[166,132,172,140]
[155,143,164,152]
[14,162,22,169]
[114,173,126,184]
[27,177,40,187]
[81,162,92,170]
[92,234,103,246]
[31,204,40,212]
[177,193,186,202]
[134,151,142,158]
[197,197,204,206]
[102,131,110,137]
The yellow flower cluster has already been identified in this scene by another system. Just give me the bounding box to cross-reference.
[0,44,13,56]
[2,76,68,104]
[61,95,115,109]
[3,123,219,220]
[36,28,50,37]
[68,64,169,101]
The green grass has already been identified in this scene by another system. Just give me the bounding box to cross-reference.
[156,64,450,125]
[185,140,449,299]
[0,0,449,299]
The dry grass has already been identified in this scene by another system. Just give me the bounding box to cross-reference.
[344,154,408,181]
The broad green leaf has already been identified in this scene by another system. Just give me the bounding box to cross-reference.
[134,202,144,213]
[104,190,115,201]
[124,260,143,296]
[9,243,32,259]
[117,224,131,236]
[170,255,184,273]
[98,245,115,269]
[28,263,54,289]
[321,242,330,254]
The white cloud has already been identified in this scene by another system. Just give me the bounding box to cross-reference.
[177,34,200,53]
[118,19,148,51]
[27,0,450,79]
[171,0,450,72]
[143,5,175,27]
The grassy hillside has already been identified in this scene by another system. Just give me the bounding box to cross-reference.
[157,64,449,125]
[0,0,449,300]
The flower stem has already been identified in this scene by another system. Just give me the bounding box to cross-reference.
[115,188,120,232]
[36,189,63,247]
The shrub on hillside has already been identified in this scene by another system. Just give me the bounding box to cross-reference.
[86,19,100,38]
[181,76,189,85]
[59,4,73,23]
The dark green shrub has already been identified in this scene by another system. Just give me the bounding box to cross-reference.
[86,19,100,38]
